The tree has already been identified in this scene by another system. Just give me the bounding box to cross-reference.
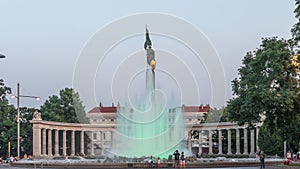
[203,107,230,123]
[20,107,37,156]
[40,88,89,156]
[0,79,16,157]
[40,88,88,124]
[226,37,300,155]
[292,0,300,43]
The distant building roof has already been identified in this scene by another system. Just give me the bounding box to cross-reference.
[182,105,210,112]
[88,106,117,113]
[88,105,210,114]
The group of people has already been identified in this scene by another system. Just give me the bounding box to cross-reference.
[286,150,300,164]
[173,150,186,168]
[147,150,186,168]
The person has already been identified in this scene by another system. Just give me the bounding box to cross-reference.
[173,150,180,168]
[157,157,161,168]
[259,151,265,169]
[149,156,154,168]
[180,152,186,169]
[9,156,14,163]
[287,150,292,164]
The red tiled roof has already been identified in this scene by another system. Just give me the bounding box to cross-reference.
[88,106,117,113]
[88,105,210,113]
[183,106,210,112]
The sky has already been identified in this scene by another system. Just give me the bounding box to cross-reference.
[0,0,297,111]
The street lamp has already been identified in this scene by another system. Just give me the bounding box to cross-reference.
[11,83,40,159]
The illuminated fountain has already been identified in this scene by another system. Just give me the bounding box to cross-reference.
[111,27,186,158]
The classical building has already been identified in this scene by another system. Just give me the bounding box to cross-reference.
[30,105,261,158]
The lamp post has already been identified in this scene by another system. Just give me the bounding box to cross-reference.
[11,83,40,159]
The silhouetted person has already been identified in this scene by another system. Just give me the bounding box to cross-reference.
[173,150,180,168]
[259,151,265,169]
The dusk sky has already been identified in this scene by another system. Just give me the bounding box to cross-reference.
[0,0,296,111]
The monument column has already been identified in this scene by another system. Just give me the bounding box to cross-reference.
[236,128,241,154]
[63,130,67,156]
[48,129,52,156]
[71,130,75,156]
[42,128,46,156]
[208,130,213,154]
[243,128,248,154]
[54,129,59,156]
[198,130,202,156]
[227,129,232,154]
[80,130,85,156]
[218,129,222,155]
[250,129,255,155]
[32,125,41,157]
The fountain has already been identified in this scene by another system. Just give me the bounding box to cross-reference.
[110,26,187,158]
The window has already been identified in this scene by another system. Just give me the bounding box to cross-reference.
[93,133,97,140]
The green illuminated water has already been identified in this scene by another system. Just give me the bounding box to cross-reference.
[112,70,186,158]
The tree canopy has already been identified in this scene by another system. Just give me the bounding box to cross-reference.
[226,0,300,155]
[0,79,16,157]
[40,88,88,124]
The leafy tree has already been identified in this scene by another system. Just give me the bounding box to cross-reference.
[203,107,230,123]
[20,107,37,156]
[40,88,88,123]
[292,0,300,43]
[0,79,16,157]
[226,37,300,155]
[40,88,89,156]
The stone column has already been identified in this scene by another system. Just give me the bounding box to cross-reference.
[243,128,248,154]
[236,128,241,154]
[111,131,114,148]
[256,127,260,152]
[218,129,222,155]
[80,131,85,156]
[90,131,95,156]
[42,128,46,156]
[32,125,41,157]
[71,130,75,156]
[208,130,213,154]
[54,129,59,156]
[250,129,255,155]
[101,131,104,155]
[63,130,67,156]
[48,129,52,156]
[189,131,193,153]
[227,129,232,154]
[198,130,202,155]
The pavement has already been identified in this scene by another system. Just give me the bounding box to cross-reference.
[2,158,299,169]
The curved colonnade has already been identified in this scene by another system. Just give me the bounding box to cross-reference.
[30,119,261,158]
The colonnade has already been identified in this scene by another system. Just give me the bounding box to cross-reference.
[188,123,261,155]
[31,119,115,158]
[30,114,262,157]
[33,128,86,157]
